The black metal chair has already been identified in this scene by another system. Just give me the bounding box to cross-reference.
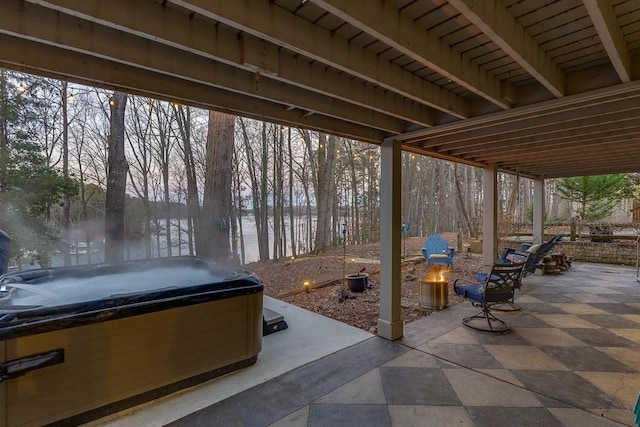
[491,250,530,311]
[454,263,525,333]
[498,234,564,276]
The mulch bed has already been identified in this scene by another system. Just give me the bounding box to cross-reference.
[245,235,483,334]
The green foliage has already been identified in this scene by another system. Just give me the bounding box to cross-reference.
[555,174,634,221]
[1,70,78,257]
[7,140,78,216]
[524,205,566,225]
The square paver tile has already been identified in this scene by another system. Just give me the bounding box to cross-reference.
[562,328,640,347]
[388,405,473,426]
[595,347,640,372]
[514,295,544,304]
[608,328,640,345]
[484,345,569,371]
[511,370,626,410]
[315,369,386,404]
[548,408,625,426]
[517,303,567,314]
[379,366,461,406]
[423,343,503,369]
[308,403,391,427]
[506,314,557,328]
[383,349,441,368]
[465,407,563,427]
[540,346,635,372]
[576,372,640,409]
[565,294,616,304]
[534,314,599,329]
[268,407,309,427]
[621,314,640,324]
[579,287,624,295]
[550,303,608,315]
[476,368,525,387]
[588,303,640,314]
[514,328,587,347]
[427,326,480,345]
[444,368,542,407]
[576,314,640,329]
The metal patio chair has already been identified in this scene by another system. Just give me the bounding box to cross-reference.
[453,263,525,333]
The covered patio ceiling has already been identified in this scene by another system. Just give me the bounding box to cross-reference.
[1,0,640,179]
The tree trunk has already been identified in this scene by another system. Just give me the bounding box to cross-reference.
[231,148,244,264]
[0,71,8,230]
[61,81,72,266]
[259,123,270,260]
[272,125,281,258]
[196,111,234,262]
[454,163,473,236]
[287,128,296,257]
[314,133,336,252]
[238,118,269,261]
[347,142,361,244]
[104,91,128,263]
[174,105,199,255]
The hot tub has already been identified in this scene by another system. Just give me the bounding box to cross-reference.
[0,256,263,426]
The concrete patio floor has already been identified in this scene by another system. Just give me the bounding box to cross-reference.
[94,262,640,426]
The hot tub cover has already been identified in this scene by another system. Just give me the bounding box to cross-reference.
[0,256,262,340]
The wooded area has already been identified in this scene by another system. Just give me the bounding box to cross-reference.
[0,69,636,269]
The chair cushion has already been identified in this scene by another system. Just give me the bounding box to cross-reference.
[526,244,540,253]
[429,254,450,259]
[454,283,483,303]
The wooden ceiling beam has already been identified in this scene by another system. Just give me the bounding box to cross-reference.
[4,1,407,134]
[448,0,564,97]
[310,0,510,109]
[26,0,436,128]
[0,35,387,143]
[168,0,470,118]
[584,0,631,83]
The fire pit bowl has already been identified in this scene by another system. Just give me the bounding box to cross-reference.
[419,264,451,310]
[345,273,369,292]
[419,279,449,310]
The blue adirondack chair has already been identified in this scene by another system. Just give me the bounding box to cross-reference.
[421,234,455,267]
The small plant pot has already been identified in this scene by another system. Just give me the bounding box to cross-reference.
[345,273,369,293]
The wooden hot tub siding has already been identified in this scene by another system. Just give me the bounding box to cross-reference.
[0,257,263,427]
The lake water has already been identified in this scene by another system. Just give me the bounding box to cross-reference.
[38,215,311,269]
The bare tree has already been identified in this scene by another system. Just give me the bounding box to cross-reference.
[124,98,155,258]
[173,104,200,255]
[104,91,128,263]
[196,111,234,262]
[149,102,177,257]
[238,118,270,261]
[454,163,474,237]
[313,133,337,252]
[287,127,296,257]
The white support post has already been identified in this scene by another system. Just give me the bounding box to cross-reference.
[482,165,498,269]
[377,138,403,340]
[533,178,545,244]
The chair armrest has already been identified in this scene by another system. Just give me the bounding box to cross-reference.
[453,277,479,286]
[498,247,517,261]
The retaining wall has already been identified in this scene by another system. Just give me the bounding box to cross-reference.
[503,239,638,266]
